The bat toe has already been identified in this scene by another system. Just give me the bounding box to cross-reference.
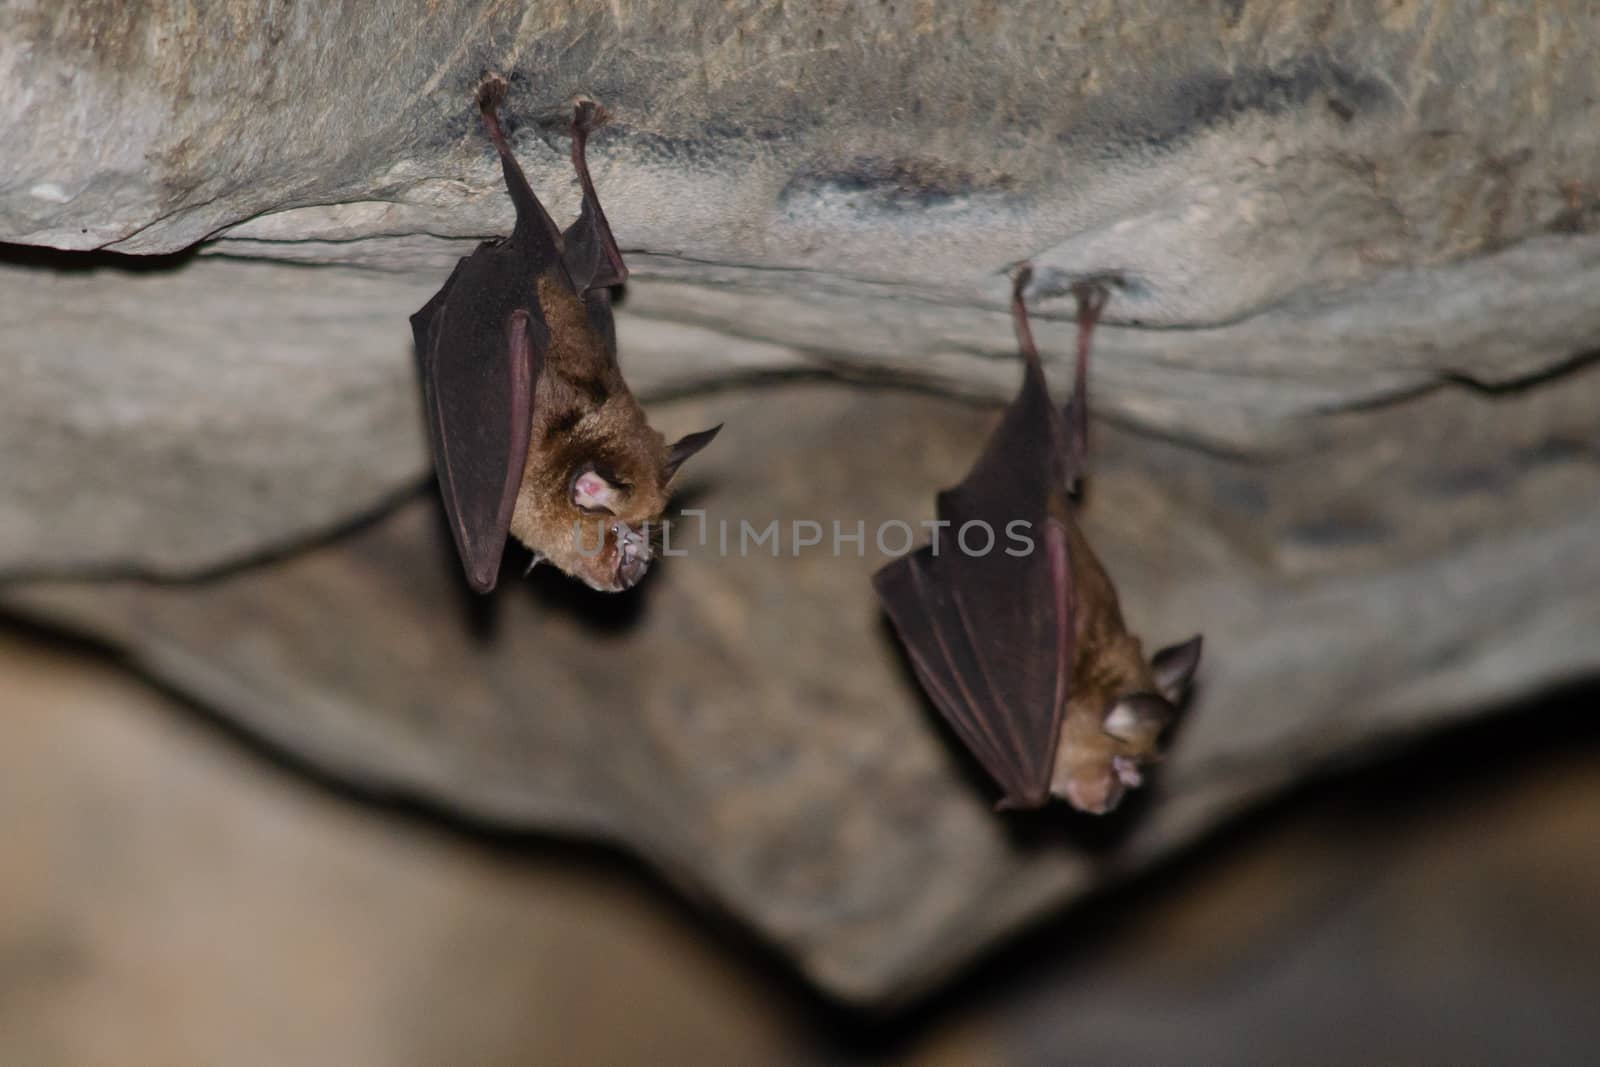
[571,97,610,133]
[477,72,508,110]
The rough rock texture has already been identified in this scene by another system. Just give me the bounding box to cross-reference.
[3,0,1600,1003]
[4,1,1599,571]
[5,1,1600,570]
[10,377,1600,1001]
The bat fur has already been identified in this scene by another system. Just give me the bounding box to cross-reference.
[873,268,1202,815]
[411,74,719,594]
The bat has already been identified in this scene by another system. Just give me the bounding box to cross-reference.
[872,267,1202,814]
[411,73,720,594]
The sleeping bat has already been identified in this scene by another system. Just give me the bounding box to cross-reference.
[872,268,1202,815]
[411,74,720,594]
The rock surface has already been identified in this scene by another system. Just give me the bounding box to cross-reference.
[3,0,1600,1003]
[13,628,1600,1064]
[4,2,1600,572]
[10,377,1600,1001]
[1,256,433,576]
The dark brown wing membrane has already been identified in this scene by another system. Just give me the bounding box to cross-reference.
[875,525,1071,808]
[873,352,1076,809]
[410,78,587,593]
[411,259,546,593]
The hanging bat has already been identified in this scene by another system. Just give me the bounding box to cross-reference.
[872,268,1202,814]
[411,74,720,594]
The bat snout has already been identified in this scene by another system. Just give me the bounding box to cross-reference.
[611,523,652,590]
[1112,755,1143,788]
[1058,765,1127,815]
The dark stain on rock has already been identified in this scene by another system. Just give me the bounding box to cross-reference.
[527,113,803,173]
[1420,428,1593,502]
[1515,433,1599,468]
[1210,475,1270,516]
[779,157,1012,212]
[1083,54,1393,153]
[1549,182,1599,235]
[1416,463,1508,496]
[1221,0,1248,28]
[1287,512,1392,548]
[625,129,717,167]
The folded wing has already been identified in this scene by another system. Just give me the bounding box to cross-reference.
[873,351,1076,808]
[410,253,546,593]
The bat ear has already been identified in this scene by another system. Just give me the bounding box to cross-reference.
[572,467,625,513]
[1102,693,1176,749]
[663,424,722,481]
[1151,634,1203,703]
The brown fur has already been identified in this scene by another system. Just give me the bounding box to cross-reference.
[508,273,673,590]
[1048,509,1163,813]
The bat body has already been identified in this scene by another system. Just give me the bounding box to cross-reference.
[873,270,1201,814]
[411,75,719,594]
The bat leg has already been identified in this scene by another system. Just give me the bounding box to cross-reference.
[1062,280,1109,482]
[477,73,564,249]
[1010,264,1039,368]
[566,98,629,291]
[1012,264,1085,489]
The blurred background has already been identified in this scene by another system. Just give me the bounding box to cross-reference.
[6,618,1600,1065]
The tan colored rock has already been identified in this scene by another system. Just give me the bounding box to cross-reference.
[9,376,1600,1001]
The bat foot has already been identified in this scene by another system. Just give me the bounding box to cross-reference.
[1072,279,1110,321]
[571,97,611,135]
[477,72,509,113]
[1011,262,1034,304]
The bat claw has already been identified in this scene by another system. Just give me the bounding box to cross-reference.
[1071,279,1110,321]
[1011,262,1034,303]
[571,97,610,135]
[1010,262,1040,370]
[477,72,509,113]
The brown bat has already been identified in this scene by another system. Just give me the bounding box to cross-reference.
[411,74,720,594]
[872,268,1202,814]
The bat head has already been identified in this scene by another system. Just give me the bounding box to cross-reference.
[1053,634,1203,814]
[513,419,722,592]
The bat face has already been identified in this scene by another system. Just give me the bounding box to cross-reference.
[1041,513,1203,814]
[509,394,716,592]
[873,268,1202,816]
[410,76,719,594]
[1052,631,1203,814]
[510,432,668,592]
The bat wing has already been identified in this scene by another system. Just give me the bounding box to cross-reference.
[410,245,549,594]
[874,359,1075,808]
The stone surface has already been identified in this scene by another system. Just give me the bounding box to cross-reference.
[9,376,1600,1001]
[7,9,1600,382]
[4,1,1600,574]
[9,626,1600,1064]
[0,633,883,1067]
[4,0,1600,1006]
[0,256,433,577]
